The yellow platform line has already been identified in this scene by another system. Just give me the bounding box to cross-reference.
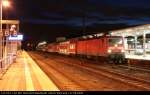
[25,52,59,91]
[23,53,35,91]
[0,51,59,91]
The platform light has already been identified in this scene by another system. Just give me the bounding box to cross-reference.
[38,41,47,46]
[11,25,16,28]
[144,30,150,34]
[126,29,132,32]
[110,32,114,35]
[148,26,150,28]
[88,35,93,38]
[128,39,134,42]
[94,34,97,37]
[97,33,104,37]
[136,32,140,35]
[2,0,10,7]
[82,36,87,39]
[138,27,145,30]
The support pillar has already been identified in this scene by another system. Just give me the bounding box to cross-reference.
[134,36,137,54]
[143,31,146,57]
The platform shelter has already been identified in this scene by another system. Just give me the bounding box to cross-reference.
[0,20,20,75]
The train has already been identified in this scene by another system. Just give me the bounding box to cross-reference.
[37,34,126,63]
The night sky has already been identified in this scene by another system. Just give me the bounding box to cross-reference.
[4,0,150,43]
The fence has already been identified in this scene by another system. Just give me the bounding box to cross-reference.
[0,53,16,79]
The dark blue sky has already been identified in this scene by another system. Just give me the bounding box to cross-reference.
[6,0,150,42]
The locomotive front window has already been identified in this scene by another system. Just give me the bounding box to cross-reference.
[109,38,123,46]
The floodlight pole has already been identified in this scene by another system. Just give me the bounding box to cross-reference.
[0,0,3,59]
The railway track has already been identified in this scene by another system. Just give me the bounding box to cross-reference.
[53,53,150,76]
[117,64,150,73]
[38,52,150,89]
[29,53,87,91]
[47,55,150,90]
[29,52,150,90]
[43,52,150,84]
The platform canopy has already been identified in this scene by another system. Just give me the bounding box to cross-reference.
[1,20,19,24]
[109,24,150,37]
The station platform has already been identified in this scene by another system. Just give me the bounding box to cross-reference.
[0,51,59,91]
[126,54,150,61]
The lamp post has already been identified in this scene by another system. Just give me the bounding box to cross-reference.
[0,0,10,36]
[0,0,3,60]
[0,0,10,60]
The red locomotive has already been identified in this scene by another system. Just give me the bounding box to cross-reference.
[39,34,126,63]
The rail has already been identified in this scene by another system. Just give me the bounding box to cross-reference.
[31,52,150,90]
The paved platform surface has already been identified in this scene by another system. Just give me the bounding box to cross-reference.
[0,51,59,91]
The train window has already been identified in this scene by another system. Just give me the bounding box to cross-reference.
[109,38,123,46]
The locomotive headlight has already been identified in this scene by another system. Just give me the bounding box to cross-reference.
[108,49,112,53]
[115,44,118,47]
[121,49,125,53]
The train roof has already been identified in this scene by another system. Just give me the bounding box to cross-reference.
[109,24,150,37]
[48,32,123,43]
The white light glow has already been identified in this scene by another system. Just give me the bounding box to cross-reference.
[9,35,23,40]
[2,0,10,7]
[108,49,112,53]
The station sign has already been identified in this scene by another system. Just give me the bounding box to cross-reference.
[4,29,10,36]
[8,35,23,41]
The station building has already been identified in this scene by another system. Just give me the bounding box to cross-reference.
[109,24,150,60]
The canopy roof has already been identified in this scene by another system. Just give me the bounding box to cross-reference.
[1,20,19,25]
[109,24,150,37]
